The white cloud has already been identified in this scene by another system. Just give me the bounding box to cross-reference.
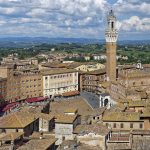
[120,16,150,31]
[0,7,16,14]
[0,0,148,39]
[0,20,6,25]
[114,0,150,15]
[26,8,47,17]
[140,3,150,15]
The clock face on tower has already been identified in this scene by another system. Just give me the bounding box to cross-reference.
[105,10,118,43]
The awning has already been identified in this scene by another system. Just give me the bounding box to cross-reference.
[26,97,48,103]
[2,102,19,112]
[62,91,80,97]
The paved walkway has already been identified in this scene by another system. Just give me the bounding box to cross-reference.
[80,91,100,109]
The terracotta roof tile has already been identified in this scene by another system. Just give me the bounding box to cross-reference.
[0,111,38,128]
[74,124,109,135]
[103,112,141,122]
[0,132,24,141]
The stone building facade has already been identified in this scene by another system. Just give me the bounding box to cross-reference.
[42,69,78,98]
[38,113,54,132]
[110,69,150,101]
[0,65,43,102]
[74,124,110,150]
[55,114,80,145]
[80,69,106,93]
[0,111,39,137]
[0,78,7,100]
[102,112,148,130]
[75,63,105,72]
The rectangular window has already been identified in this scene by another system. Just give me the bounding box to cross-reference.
[140,123,143,129]
[113,123,116,128]
[130,123,133,128]
[120,123,124,128]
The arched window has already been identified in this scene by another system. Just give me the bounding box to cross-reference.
[104,99,109,106]
[111,22,114,29]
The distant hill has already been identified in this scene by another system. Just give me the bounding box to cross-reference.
[0,37,149,48]
[0,37,104,48]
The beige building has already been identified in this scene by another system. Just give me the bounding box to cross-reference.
[88,107,106,124]
[0,65,43,102]
[120,100,147,113]
[84,56,91,61]
[102,112,146,130]
[11,70,42,101]
[39,62,105,72]
[1,55,39,70]
[110,69,150,101]
[37,113,54,132]
[55,113,80,145]
[0,111,39,137]
[74,124,110,150]
[75,63,105,72]
[80,69,106,93]
[42,69,79,98]
[30,58,38,66]
[0,78,7,100]
[1,55,18,64]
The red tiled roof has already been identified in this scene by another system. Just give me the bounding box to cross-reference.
[62,91,80,97]
[2,102,19,112]
[26,97,48,103]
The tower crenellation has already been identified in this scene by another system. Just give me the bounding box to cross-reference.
[105,10,118,43]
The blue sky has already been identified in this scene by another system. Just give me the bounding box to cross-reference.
[0,0,149,40]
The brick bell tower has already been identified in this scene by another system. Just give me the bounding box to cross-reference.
[105,9,118,81]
